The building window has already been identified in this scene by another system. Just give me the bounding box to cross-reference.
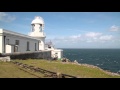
[15,40,19,45]
[48,45,51,48]
[14,46,18,52]
[39,24,42,32]
[6,39,9,44]
[26,41,30,51]
[38,41,39,50]
[32,24,35,32]
[35,43,37,51]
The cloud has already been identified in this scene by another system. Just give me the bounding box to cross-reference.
[49,32,114,45]
[85,32,102,38]
[70,34,81,39]
[99,35,113,41]
[110,25,120,32]
[0,12,16,22]
[84,32,113,42]
[46,31,120,48]
[85,33,113,43]
[86,40,93,43]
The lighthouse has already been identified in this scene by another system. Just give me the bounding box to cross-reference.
[29,16,46,50]
[29,16,63,59]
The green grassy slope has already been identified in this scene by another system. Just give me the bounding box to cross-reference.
[0,62,43,78]
[14,59,120,78]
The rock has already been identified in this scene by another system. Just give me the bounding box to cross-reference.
[0,56,10,62]
[74,60,78,64]
[57,72,62,78]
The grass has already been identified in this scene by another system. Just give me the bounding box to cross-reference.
[0,61,44,78]
[13,59,120,78]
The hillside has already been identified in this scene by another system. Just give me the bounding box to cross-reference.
[0,59,119,78]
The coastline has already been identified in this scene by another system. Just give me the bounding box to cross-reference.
[61,58,120,76]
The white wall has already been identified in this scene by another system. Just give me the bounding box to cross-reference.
[57,50,63,59]
[0,29,4,53]
[0,35,3,53]
[34,24,40,32]
[6,45,12,53]
[2,33,39,53]
[29,30,46,51]
[38,37,45,50]
[51,49,63,59]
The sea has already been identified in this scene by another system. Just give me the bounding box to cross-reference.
[62,48,120,73]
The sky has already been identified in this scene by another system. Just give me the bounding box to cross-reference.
[0,12,120,49]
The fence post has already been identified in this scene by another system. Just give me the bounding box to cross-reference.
[57,72,62,78]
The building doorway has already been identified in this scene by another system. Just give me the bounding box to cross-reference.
[14,46,18,52]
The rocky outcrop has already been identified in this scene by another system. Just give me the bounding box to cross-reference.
[0,56,10,62]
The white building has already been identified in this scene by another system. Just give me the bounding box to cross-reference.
[45,41,63,60]
[0,29,40,53]
[0,16,63,59]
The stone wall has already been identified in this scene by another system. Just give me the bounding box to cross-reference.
[0,51,51,60]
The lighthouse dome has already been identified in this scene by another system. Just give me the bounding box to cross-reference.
[31,16,44,24]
